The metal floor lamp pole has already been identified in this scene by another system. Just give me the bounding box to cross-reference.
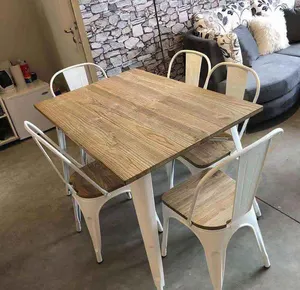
[153,0,168,73]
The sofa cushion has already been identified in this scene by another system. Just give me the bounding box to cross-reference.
[194,1,252,33]
[250,10,289,56]
[234,25,259,66]
[251,0,295,16]
[283,9,300,43]
[216,53,300,104]
[276,43,300,57]
[216,32,243,63]
[195,29,243,64]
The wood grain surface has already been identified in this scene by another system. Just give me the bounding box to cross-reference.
[70,161,125,198]
[162,170,236,230]
[36,69,262,184]
[181,138,235,168]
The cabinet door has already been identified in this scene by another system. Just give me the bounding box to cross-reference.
[4,87,55,140]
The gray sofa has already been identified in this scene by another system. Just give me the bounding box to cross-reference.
[183,31,300,125]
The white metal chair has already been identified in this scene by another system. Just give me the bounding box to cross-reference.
[24,121,163,263]
[50,63,107,194]
[50,63,163,234]
[204,62,261,140]
[161,128,283,290]
[167,62,262,217]
[165,49,212,187]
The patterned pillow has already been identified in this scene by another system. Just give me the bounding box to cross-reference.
[195,29,243,64]
[195,28,219,40]
[216,33,243,63]
[251,0,295,16]
[194,1,253,33]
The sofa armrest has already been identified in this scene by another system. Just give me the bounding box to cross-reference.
[183,30,226,87]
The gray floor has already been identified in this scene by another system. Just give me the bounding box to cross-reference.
[1,110,300,289]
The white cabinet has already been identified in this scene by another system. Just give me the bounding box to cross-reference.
[2,80,55,140]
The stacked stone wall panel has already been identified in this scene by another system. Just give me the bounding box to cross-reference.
[79,0,229,78]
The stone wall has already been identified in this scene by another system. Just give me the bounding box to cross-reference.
[79,0,228,77]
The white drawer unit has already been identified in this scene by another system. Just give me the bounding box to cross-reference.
[2,80,55,140]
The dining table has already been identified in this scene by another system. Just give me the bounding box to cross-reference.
[35,68,262,289]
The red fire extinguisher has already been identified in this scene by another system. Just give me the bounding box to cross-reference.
[18,60,32,83]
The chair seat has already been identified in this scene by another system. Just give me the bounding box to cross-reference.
[70,161,125,198]
[162,170,236,230]
[181,132,235,168]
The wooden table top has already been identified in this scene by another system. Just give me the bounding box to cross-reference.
[36,69,262,185]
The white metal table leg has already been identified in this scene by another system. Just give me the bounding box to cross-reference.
[56,128,71,196]
[231,125,262,217]
[131,173,165,290]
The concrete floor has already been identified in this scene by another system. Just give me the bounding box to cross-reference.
[1,109,300,289]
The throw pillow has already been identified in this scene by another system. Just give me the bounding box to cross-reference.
[195,28,243,64]
[195,28,218,40]
[194,1,252,33]
[284,8,300,43]
[251,0,295,16]
[250,10,289,55]
[216,33,243,63]
[234,25,260,67]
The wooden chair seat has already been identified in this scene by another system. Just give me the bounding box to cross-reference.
[181,132,235,168]
[162,170,236,230]
[70,161,125,198]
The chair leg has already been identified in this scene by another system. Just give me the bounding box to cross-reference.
[195,230,230,290]
[177,156,202,175]
[248,211,271,268]
[204,247,226,290]
[75,197,105,263]
[165,160,175,189]
[156,212,163,233]
[80,148,88,165]
[253,198,262,218]
[56,128,71,196]
[161,204,170,257]
[72,197,82,232]
[126,192,132,200]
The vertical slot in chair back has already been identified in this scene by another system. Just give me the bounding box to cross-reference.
[187,128,283,225]
[24,121,109,196]
[168,50,212,87]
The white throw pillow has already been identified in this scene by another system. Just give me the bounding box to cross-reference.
[250,10,289,55]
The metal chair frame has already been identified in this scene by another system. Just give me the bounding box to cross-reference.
[161,128,283,290]
[167,60,262,217]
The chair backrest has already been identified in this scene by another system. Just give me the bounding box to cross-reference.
[50,62,107,97]
[167,50,212,87]
[24,121,109,196]
[188,128,283,225]
[204,62,261,139]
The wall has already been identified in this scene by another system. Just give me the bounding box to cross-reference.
[0,0,56,82]
[79,0,226,77]
[34,0,88,71]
